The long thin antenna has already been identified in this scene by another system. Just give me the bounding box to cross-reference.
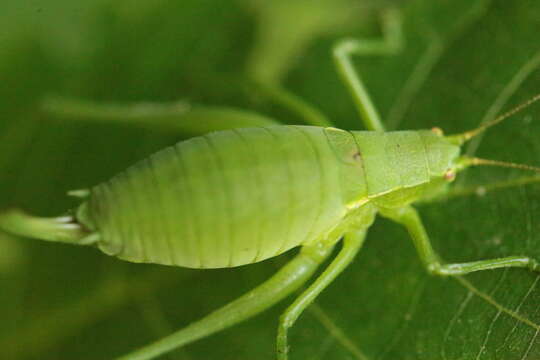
[448,93,540,144]
[460,156,540,174]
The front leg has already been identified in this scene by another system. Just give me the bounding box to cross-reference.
[332,8,403,132]
[379,206,539,276]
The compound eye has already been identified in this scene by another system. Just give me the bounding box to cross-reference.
[443,169,456,181]
[431,127,444,136]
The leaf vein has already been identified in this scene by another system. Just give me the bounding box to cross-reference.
[454,277,540,331]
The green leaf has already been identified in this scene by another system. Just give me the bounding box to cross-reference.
[1,0,539,359]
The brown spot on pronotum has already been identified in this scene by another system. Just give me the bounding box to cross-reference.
[352,152,362,161]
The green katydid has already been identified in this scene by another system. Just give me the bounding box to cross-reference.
[1,9,540,360]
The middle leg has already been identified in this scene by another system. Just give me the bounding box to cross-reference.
[277,230,368,360]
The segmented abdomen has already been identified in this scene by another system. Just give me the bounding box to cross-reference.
[85,126,348,268]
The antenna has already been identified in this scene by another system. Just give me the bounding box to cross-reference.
[459,156,540,174]
[448,93,540,145]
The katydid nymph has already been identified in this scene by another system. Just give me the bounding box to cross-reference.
[1,9,540,360]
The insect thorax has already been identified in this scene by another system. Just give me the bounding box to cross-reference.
[326,128,460,209]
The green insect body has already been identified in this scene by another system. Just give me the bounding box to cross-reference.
[2,9,540,360]
[75,126,458,269]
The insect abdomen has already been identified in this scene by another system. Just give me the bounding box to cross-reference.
[83,126,352,268]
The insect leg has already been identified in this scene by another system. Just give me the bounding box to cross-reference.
[332,8,403,131]
[114,244,335,360]
[379,206,540,276]
[42,96,280,136]
[254,82,333,127]
[277,230,367,360]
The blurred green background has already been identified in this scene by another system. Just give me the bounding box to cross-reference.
[1,0,540,359]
